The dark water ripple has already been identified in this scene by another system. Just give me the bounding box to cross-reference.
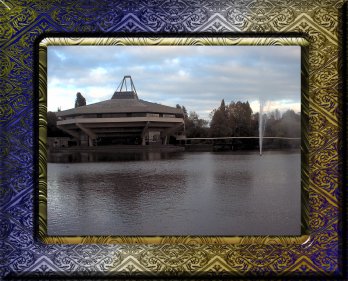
[47,151,301,236]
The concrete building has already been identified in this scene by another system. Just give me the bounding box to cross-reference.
[47,137,71,148]
[56,76,185,146]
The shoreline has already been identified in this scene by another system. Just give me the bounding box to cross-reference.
[48,144,301,154]
[48,144,185,154]
[47,146,300,163]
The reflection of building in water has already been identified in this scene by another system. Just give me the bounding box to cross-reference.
[56,76,185,146]
[47,137,70,148]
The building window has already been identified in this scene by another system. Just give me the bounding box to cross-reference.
[147,113,159,117]
[163,114,175,118]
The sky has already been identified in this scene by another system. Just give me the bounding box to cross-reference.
[47,45,301,120]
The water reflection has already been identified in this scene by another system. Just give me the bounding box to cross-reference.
[48,151,181,163]
[47,151,301,236]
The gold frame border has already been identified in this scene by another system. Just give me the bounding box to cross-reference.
[38,36,309,245]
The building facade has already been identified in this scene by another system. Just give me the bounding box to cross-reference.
[56,76,185,146]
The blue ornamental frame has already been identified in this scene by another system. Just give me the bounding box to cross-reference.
[0,0,347,279]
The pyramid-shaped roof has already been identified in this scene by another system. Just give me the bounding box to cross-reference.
[56,76,183,117]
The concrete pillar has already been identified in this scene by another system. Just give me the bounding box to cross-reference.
[75,123,97,147]
[57,125,80,145]
[141,122,149,146]
[88,137,93,147]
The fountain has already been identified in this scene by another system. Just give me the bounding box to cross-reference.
[259,101,266,156]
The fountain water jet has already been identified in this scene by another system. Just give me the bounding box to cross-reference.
[259,101,267,156]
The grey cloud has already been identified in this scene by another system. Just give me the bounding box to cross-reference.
[48,45,300,119]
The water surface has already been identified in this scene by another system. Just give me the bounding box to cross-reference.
[47,150,301,236]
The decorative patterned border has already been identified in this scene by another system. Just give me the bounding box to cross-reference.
[38,36,310,246]
[1,0,346,278]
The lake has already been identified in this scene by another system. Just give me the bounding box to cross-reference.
[47,150,301,236]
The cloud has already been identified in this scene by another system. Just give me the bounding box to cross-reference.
[47,45,300,119]
[54,50,67,61]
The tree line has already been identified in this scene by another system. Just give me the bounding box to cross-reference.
[47,92,87,137]
[177,99,300,141]
[48,93,301,148]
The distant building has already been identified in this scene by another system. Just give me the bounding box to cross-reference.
[56,76,185,146]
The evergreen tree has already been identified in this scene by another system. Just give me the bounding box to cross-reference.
[181,106,188,120]
[226,101,252,136]
[220,99,226,112]
[210,99,231,137]
[75,92,86,108]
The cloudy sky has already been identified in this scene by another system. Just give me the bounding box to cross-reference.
[47,45,300,120]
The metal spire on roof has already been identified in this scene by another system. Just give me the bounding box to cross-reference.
[112,75,139,100]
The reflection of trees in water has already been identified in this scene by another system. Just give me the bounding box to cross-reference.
[48,151,181,163]
[66,167,186,208]
[107,172,186,202]
[90,171,186,225]
[48,152,300,235]
[212,157,253,201]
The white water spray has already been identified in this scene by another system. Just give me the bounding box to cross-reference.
[259,101,263,156]
[259,101,268,156]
